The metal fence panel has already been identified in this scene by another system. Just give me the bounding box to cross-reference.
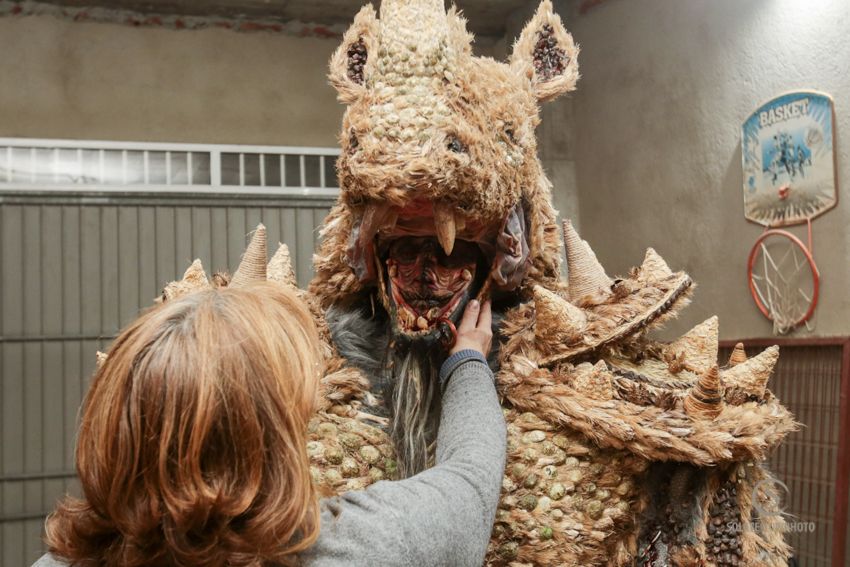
[5,202,847,565]
[0,197,334,563]
[719,343,846,567]
[0,138,340,197]
[0,139,339,564]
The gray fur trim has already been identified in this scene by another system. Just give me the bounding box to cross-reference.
[326,302,390,388]
[327,299,506,378]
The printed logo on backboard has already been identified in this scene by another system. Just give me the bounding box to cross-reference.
[742,91,836,227]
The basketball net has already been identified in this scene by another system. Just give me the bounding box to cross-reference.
[750,234,815,335]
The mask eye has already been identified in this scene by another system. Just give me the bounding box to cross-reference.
[447,137,466,153]
[436,240,479,268]
[349,131,359,149]
[389,237,426,264]
[505,128,517,144]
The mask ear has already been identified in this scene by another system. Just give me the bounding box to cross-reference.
[510,0,579,103]
[329,5,378,104]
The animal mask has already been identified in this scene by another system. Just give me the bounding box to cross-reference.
[313,0,578,342]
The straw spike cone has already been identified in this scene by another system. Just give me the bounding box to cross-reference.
[640,247,674,280]
[562,220,612,303]
[723,345,779,400]
[533,285,587,343]
[684,365,724,420]
[182,259,210,287]
[268,243,299,290]
[728,342,748,367]
[665,316,719,374]
[161,259,211,301]
[231,225,268,288]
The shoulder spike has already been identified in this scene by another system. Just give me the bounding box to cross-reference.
[533,285,587,343]
[640,248,674,280]
[665,316,719,373]
[268,243,298,289]
[728,342,747,366]
[231,225,268,288]
[562,220,612,303]
[723,345,778,400]
[161,259,211,301]
[181,258,210,287]
[684,365,724,420]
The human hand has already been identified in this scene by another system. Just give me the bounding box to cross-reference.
[450,300,493,357]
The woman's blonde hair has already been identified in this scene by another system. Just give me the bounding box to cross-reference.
[45,282,322,567]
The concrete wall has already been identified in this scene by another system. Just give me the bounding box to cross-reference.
[0,15,344,147]
[561,0,850,340]
[0,9,578,219]
[5,1,847,341]
[0,14,502,148]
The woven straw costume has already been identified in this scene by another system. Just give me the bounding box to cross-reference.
[149,1,796,565]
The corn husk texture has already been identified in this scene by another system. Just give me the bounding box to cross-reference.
[149,1,797,564]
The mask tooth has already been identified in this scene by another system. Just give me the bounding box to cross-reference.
[357,204,391,251]
[380,208,399,236]
[434,202,457,255]
[401,305,417,329]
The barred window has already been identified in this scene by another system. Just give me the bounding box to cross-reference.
[0,139,340,195]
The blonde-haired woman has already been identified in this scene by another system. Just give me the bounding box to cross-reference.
[35,283,504,567]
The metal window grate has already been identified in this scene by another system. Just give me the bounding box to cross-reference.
[0,137,343,563]
[0,198,336,564]
[718,341,850,567]
[0,138,341,197]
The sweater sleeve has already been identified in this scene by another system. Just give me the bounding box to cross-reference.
[301,358,506,567]
[31,554,66,567]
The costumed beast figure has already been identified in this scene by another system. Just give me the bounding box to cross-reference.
[157,1,796,565]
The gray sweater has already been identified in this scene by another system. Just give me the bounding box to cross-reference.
[34,356,506,567]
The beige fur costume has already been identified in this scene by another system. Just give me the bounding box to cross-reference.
[151,1,795,565]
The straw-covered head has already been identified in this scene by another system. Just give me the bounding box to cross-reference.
[318,0,579,340]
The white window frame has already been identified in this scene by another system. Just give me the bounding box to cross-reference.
[0,137,341,198]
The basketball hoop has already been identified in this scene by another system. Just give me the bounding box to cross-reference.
[741,91,835,335]
[747,224,819,335]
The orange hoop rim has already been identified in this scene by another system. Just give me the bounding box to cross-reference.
[747,228,820,330]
